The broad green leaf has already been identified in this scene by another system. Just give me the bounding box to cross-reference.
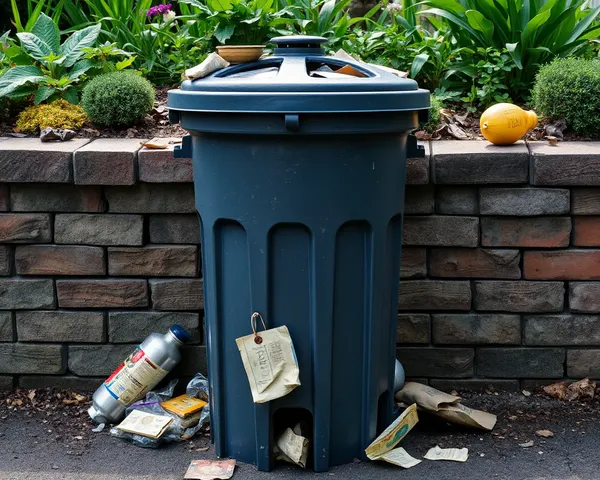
[34,85,56,104]
[465,10,494,42]
[69,59,95,80]
[421,0,467,16]
[208,0,233,11]
[62,86,79,105]
[410,53,429,79]
[506,42,522,68]
[60,24,102,67]
[116,56,136,70]
[0,65,45,98]
[17,32,52,61]
[521,9,552,49]
[420,8,485,44]
[31,13,60,54]
[214,24,235,44]
[564,7,600,45]
[317,0,336,35]
[25,0,49,32]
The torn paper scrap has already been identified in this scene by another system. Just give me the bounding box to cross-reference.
[424,446,468,462]
[396,382,496,431]
[236,325,300,403]
[185,53,230,80]
[184,459,236,480]
[376,447,421,468]
[115,410,173,439]
[365,403,418,460]
[275,424,309,468]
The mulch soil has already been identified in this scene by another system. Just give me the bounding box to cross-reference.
[2,88,598,142]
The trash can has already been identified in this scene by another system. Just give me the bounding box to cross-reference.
[168,35,429,472]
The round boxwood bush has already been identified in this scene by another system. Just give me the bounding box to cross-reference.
[532,58,600,135]
[81,72,155,127]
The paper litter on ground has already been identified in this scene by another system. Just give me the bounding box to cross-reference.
[184,459,236,480]
[365,403,418,460]
[115,410,173,439]
[275,424,309,468]
[424,446,469,462]
[396,382,497,431]
[376,447,421,468]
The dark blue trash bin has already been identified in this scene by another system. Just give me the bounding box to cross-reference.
[168,35,429,472]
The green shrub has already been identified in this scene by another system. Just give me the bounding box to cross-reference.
[421,95,441,132]
[81,72,155,127]
[16,99,87,132]
[532,58,600,135]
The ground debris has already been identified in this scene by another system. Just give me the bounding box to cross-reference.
[543,378,596,402]
[519,440,534,448]
[536,430,554,438]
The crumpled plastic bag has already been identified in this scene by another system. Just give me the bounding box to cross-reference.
[111,375,211,448]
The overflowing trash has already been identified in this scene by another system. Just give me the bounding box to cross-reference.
[274,423,310,468]
[110,374,210,448]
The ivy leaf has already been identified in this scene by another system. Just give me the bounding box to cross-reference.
[61,24,102,67]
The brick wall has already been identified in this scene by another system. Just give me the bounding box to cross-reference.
[1,137,599,392]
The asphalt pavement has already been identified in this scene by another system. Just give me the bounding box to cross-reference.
[1,391,598,480]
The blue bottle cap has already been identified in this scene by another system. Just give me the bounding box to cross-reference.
[170,325,191,343]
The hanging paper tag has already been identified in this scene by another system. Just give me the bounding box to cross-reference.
[235,313,301,403]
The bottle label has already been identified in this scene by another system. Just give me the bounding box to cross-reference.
[104,346,168,406]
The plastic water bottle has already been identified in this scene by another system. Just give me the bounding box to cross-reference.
[88,325,191,424]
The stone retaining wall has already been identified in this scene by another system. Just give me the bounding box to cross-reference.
[0,137,599,392]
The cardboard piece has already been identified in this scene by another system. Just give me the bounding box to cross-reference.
[396,382,497,431]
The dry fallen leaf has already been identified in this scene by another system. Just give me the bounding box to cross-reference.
[519,441,534,448]
[28,390,36,401]
[196,447,210,452]
[543,381,568,401]
[566,378,596,402]
[546,136,558,146]
[522,390,532,397]
[536,430,554,438]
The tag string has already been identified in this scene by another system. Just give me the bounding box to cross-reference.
[251,312,267,344]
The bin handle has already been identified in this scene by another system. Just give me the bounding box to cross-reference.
[251,312,267,344]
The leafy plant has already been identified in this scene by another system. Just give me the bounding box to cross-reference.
[419,0,600,99]
[0,13,102,104]
[180,0,286,46]
[81,41,136,74]
[81,71,155,126]
[278,0,369,47]
[10,0,66,32]
[421,94,441,132]
[15,98,86,132]
[532,57,600,134]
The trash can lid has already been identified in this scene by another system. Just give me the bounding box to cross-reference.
[168,35,430,114]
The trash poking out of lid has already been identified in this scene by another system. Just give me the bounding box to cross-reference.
[226,66,279,79]
[334,49,408,78]
[309,63,367,79]
[185,53,230,80]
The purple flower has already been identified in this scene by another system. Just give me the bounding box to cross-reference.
[146,3,172,17]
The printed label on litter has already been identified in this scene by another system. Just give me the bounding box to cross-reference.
[235,325,300,403]
[365,403,419,460]
[104,347,168,405]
